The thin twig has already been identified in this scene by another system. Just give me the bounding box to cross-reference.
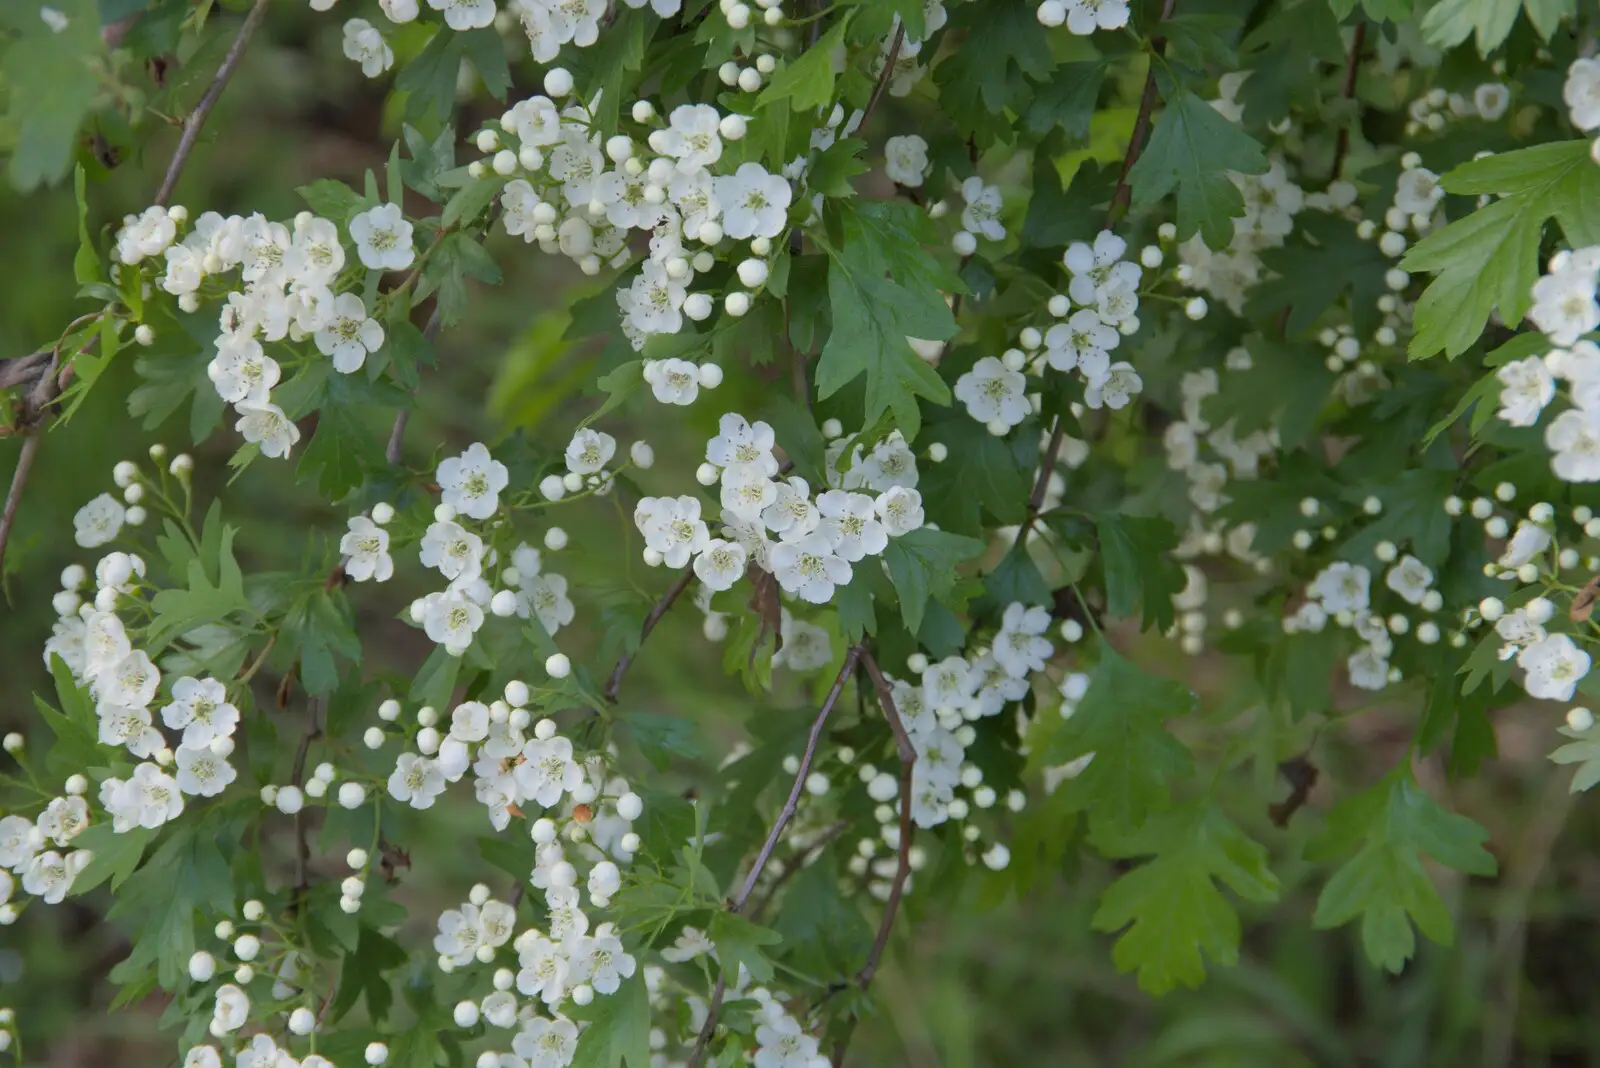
[860,23,905,131]
[831,651,916,1068]
[0,435,43,582]
[1009,419,1066,551]
[1104,0,1179,225]
[289,700,323,910]
[1330,22,1367,182]
[385,411,410,467]
[604,567,696,702]
[749,819,850,921]
[154,0,274,207]
[685,648,863,1068]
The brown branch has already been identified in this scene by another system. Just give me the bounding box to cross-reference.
[154,0,274,207]
[685,647,863,1068]
[1104,0,1179,225]
[749,819,850,921]
[1329,22,1367,182]
[604,566,696,702]
[1009,419,1066,551]
[831,650,916,1068]
[860,23,905,132]
[289,700,323,911]
[0,434,43,583]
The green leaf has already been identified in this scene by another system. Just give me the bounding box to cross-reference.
[882,528,986,633]
[1309,771,1497,972]
[761,395,828,488]
[2,0,100,191]
[620,711,702,771]
[73,164,101,285]
[330,924,409,1024]
[1127,82,1269,249]
[1041,650,1195,831]
[1023,62,1107,145]
[298,178,367,225]
[396,29,465,125]
[920,414,1030,534]
[1095,513,1184,633]
[1404,141,1600,359]
[570,970,651,1068]
[1420,0,1569,54]
[1091,803,1280,995]
[588,360,644,424]
[298,401,386,501]
[146,523,252,651]
[709,912,782,983]
[1549,721,1600,792]
[411,644,463,709]
[1328,0,1412,20]
[930,0,1055,135]
[758,19,847,112]
[68,824,156,896]
[441,175,505,229]
[1246,213,1390,338]
[459,27,511,99]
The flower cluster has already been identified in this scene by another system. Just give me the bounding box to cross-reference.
[633,414,927,606]
[1514,252,1600,481]
[113,201,412,458]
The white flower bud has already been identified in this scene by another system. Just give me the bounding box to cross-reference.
[490,590,519,617]
[233,934,261,961]
[363,727,386,750]
[454,1000,480,1028]
[543,68,573,97]
[545,653,571,678]
[189,951,217,982]
[289,1007,316,1035]
[952,230,978,256]
[366,1043,390,1065]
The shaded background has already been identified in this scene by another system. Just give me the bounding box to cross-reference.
[3,6,1600,1067]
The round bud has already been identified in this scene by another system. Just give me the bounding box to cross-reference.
[338,782,367,810]
[720,114,748,140]
[696,462,719,486]
[631,100,656,122]
[234,934,261,961]
[289,1007,316,1035]
[543,68,573,97]
[1140,245,1163,268]
[366,1043,390,1066]
[562,472,584,493]
[616,792,644,821]
[275,786,304,815]
[643,547,664,567]
[1184,297,1208,320]
[454,1000,480,1028]
[736,259,769,288]
[683,292,714,321]
[539,474,566,501]
[490,590,520,617]
[928,442,948,462]
[1036,0,1066,25]
[474,129,500,153]
[134,324,155,346]
[1569,707,1595,732]
[724,291,751,317]
[727,2,751,27]
[363,727,386,750]
[1479,597,1504,622]
[952,230,978,256]
[189,951,217,982]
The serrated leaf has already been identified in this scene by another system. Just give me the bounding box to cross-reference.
[1309,771,1496,973]
[1420,0,1568,54]
[1328,0,1412,19]
[68,824,156,896]
[758,19,847,112]
[330,924,409,1024]
[1023,62,1107,145]
[710,912,782,983]
[1549,722,1600,791]
[1095,513,1184,632]
[570,970,651,1068]
[459,26,510,99]
[882,528,985,633]
[1127,82,1268,249]
[1404,140,1600,359]
[298,178,367,225]
[146,523,252,651]
[1041,650,1196,830]
[2,0,100,191]
[1091,803,1280,994]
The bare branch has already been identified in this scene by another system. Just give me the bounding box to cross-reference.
[860,23,905,132]
[1330,22,1367,182]
[154,0,274,207]
[685,647,862,1068]
[603,566,696,703]
[1104,0,1179,225]
[0,434,43,582]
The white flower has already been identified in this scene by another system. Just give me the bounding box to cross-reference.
[959,176,1005,241]
[1346,645,1390,691]
[707,413,779,476]
[74,493,126,548]
[1064,230,1129,304]
[564,428,617,475]
[314,293,385,373]
[1475,83,1511,120]
[572,928,636,994]
[635,496,711,567]
[715,162,792,239]
[94,650,160,708]
[1496,356,1555,427]
[1499,520,1552,567]
[389,753,448,809]
[720,468,778,522]
[1519,633,1592,701]
[209,336,280,406]
[874,486,925,535]
[438,442,510,519]
[235,403,302,459]
[516,933,571,1005]
[212,984,250,1034]
[175,744,237,797]
[646,357,701,405]
[349,203,415,271]
[661,926,713,962]
[286,215,345,285]
[340,516,394,582]
[161,676,240,749]
[1530,266,1600,347]
[422,590,484,655]
[994,602,1053,678]
[846,432,919,491]
[754,1015,821,1068]
[773,611,832,671]
[659,104,724,174]
[1063,0,1129,35]
[426,0,496,30]
[694,538,748,591]
[83,610,132,679]
[449,701,490,743]
[512,1016,580,1068]
[762,476,820,540]
[1308,561,1371,614]
[37,796,89,846]
[1044,310,1118,374]
[99,703,162,756]
[815,490,888,561]
[1393,167,1443,217]
[114,206,176,265]
[623,261,687,336]
[770,532,851,603]
[1547,407,1600,481]
[420,521,486,584]
[522,572,576,634]
[184,1046,223,1068]
[341,18,394,77]
[1084,362,1142,410]
[1384,555,1433,605]
[0,815,39,870]
[954,357,1029,429]
[884,135,930,187]
[516,735,583,808]
[1565,56,1600,131]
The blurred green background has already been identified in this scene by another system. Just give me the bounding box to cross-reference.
[5,8,1600,1067]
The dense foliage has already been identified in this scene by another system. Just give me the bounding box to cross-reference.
[6,0,1600,1064]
